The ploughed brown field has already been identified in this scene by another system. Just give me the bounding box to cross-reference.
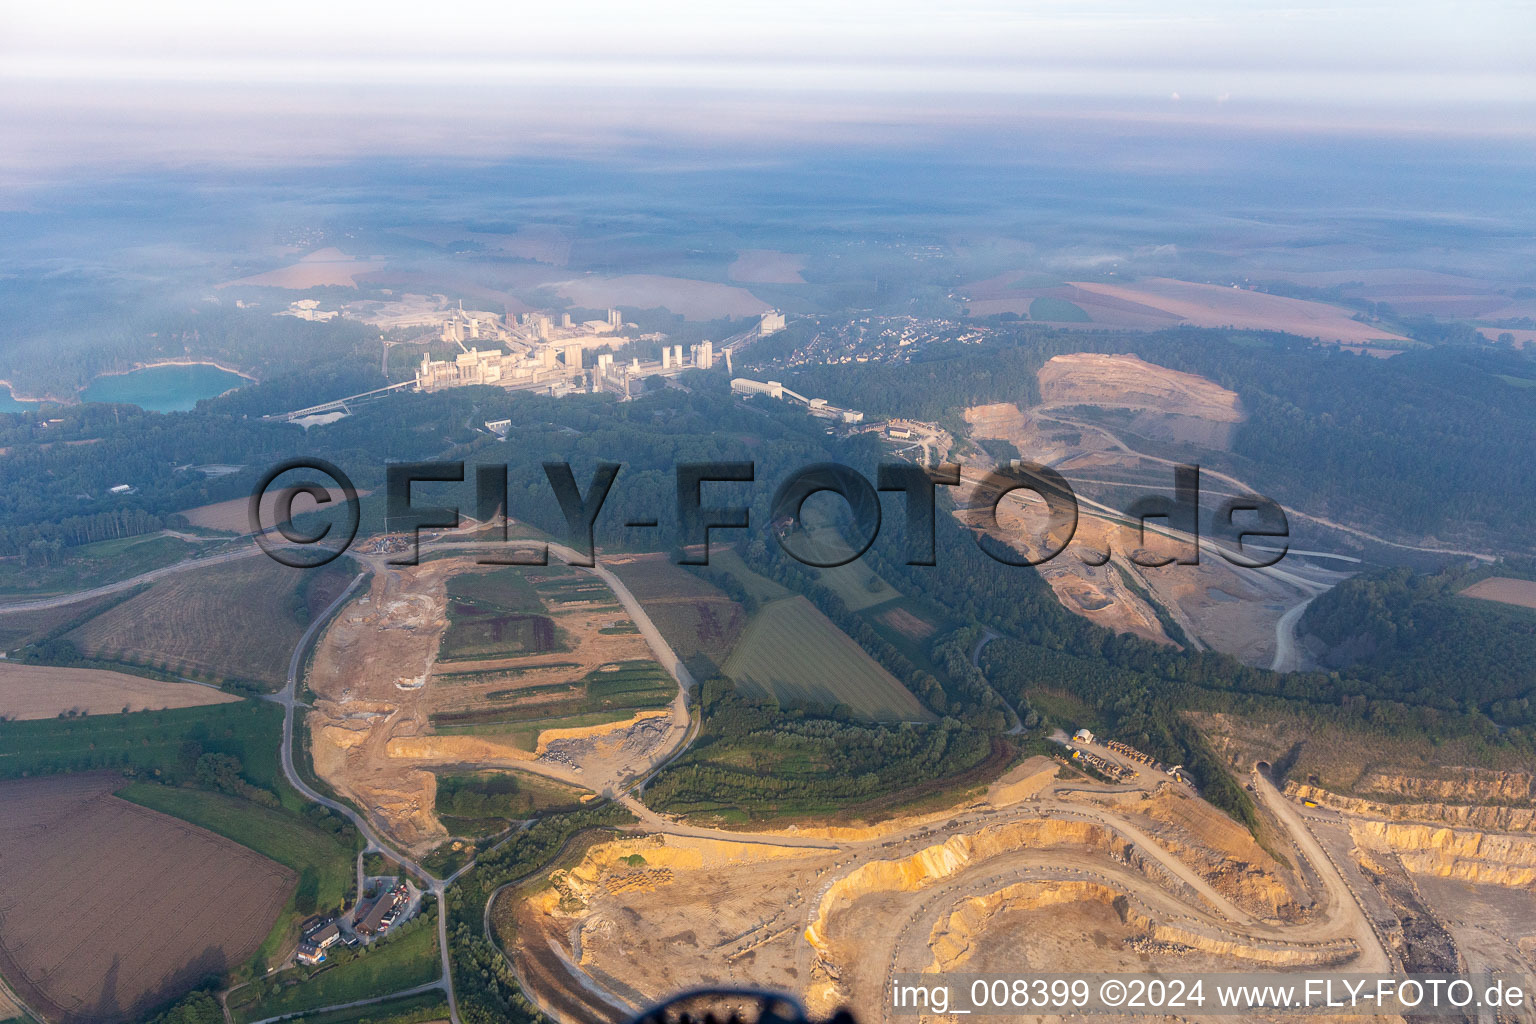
[0,662,239,720]
[1459,576,1536,611]
[0,774,293,1023]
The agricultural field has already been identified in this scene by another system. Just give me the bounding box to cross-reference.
[119,782,360,968]
[1459,576,1536,611]
[0,698,283,786]
[0,595,116,651]
[0,661,239,721]
[62,557,355,690]
[430,661,675,734]
[0,533,199,597]
[228,909,440,1024]
[0,774,294,1024]
[610,553,746,676]
[180,483,362,535]
[723,596,932,722]
[264,991,449,1024]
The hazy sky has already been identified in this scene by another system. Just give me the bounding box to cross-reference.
[2,0,1534,173]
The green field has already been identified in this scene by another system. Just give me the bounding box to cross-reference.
[0,698,284,785]
[269,991,448,1024]
[432,662,580,685]
[445,566,543,611]
[1029,296,1091,322]
[431,661,674,733]
[436,708,648,750]
[723,597,933,722]
[439,568,566,662]
[229,908,440,1024]
[612,554,746,678]
[696,549,792,606]
[120,782,360,969]
[0,533,200,597]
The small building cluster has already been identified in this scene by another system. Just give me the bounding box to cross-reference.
[353,881,410,937]
[730,377,864,423]
[295,918,342,965]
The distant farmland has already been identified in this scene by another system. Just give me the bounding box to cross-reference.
[63,558,353,690]
[723,597,932,722]
[1459,576,1536,611]
[0,774,293,1024]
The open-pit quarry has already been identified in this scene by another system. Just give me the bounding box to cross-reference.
[962,352,1355,668]
[495,746,1536,1024]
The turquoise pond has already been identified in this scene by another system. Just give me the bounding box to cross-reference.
[0,385,33,411]
[80,364,249,412]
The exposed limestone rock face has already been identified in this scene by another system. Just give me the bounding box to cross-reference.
[804,819,1157,957]
[1086,788,1302,920]
[1356,768,1536,804]
[1352,820,1536,887]
[1287,782,1536,832]
[927,881,1354,972]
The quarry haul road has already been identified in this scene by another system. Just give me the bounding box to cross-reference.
[1249,765,1392,972]
[1037,409,1497,562]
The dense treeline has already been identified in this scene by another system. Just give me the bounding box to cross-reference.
[1131,332,1536,551]
[0,294,373,397]
[446,803,636,1024]
[0,508,174,560]
[1302,562,1536,726]
[768,325,1536,551]
[645,676,999,818]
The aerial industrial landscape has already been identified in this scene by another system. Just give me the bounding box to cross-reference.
[2,4,1535,1024]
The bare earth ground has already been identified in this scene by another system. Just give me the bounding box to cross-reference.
[0,774,292,1024]
[180,484,362,535]
[1066,278,1410,344]
[306,555,676,855]
[1038,352,1243,426]
[511,752,1488,1024]
[1459,576,1536,610]
[958,350,1344,665]
[0,661,238,720]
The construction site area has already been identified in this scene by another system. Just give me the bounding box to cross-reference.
[303,551,688,856]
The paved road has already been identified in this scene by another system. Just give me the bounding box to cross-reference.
[1270,592,1319,672]
[0,543,264,614]
[244,979,448,1024]
[272,570,462,1024]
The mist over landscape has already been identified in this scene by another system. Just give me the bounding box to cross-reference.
[1,4,1535,1024]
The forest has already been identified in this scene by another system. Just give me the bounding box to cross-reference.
[1302,561,1536,726]
[760,324,1536,552]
